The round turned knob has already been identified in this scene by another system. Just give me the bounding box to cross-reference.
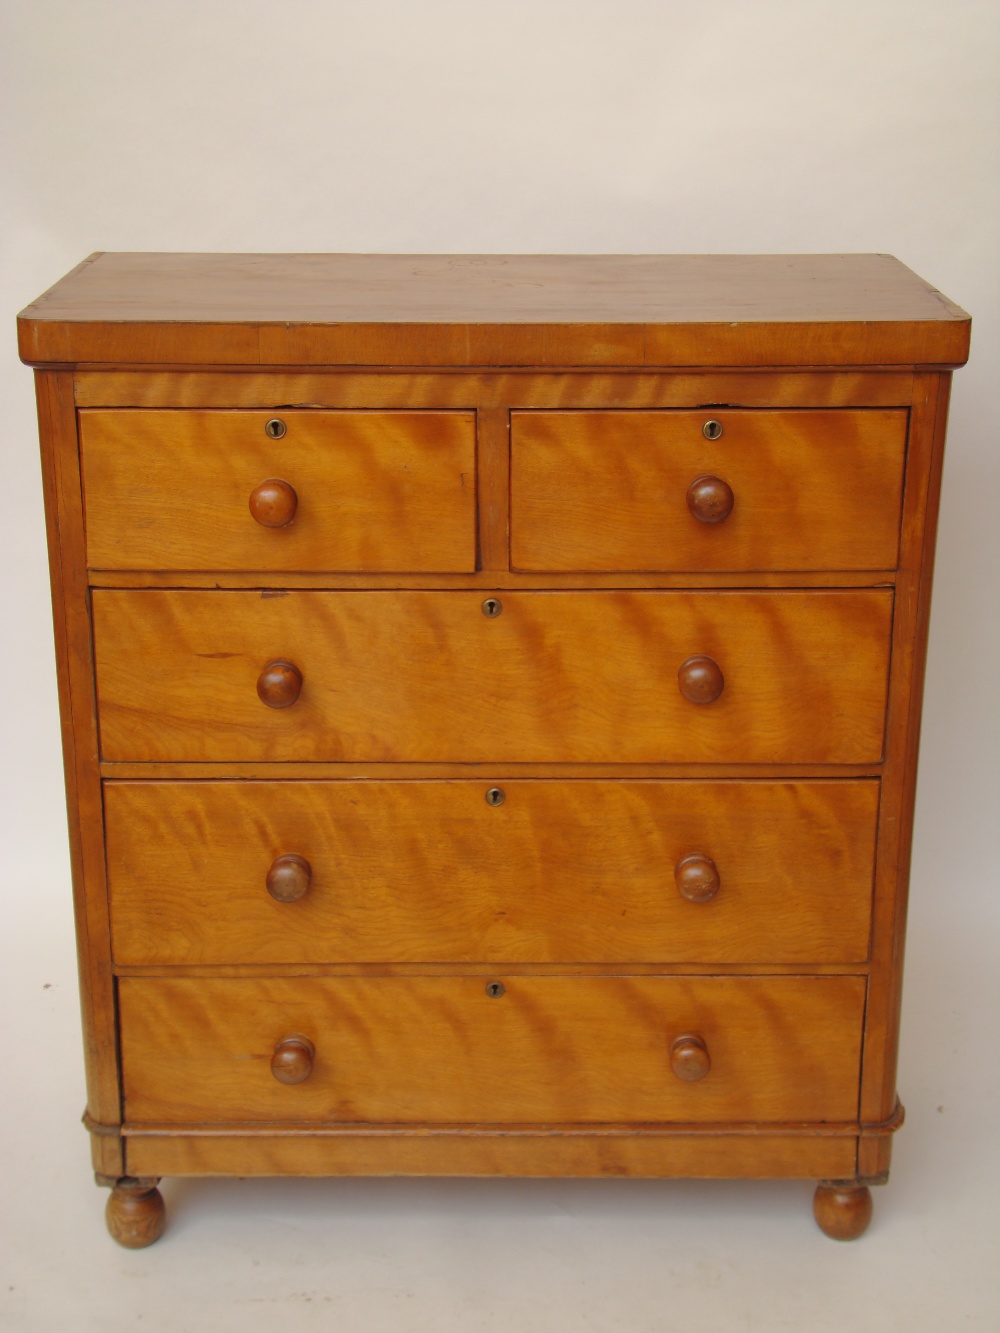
[686,475,734,524]
[670,1033,711,1082]
[249,478,298,528]
[266,853,312,903]
[675,852,720,903]
[677,655,724,705]
[256,659,302,709]
[271,1033,315,1085]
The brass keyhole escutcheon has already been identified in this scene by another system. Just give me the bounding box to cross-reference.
[265,417,287,439]
[485,787,505,807]
[485,981,505,998]
[482,597,502,618]
[702,418,723,440]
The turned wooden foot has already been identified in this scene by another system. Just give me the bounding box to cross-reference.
[813,1182,873,1240]
[105,1177,166,1248]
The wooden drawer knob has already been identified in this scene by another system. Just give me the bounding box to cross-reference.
[677,655,724,704]
[674,853,720,903]
[256,659,302,708]
[266,853,312,903]
[670,1033,711,1082]
[686,475,734,524]
[249,478,298,527]
[271,1033,315,1085]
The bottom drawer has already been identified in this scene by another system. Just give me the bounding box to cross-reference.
[120,976,865,1126]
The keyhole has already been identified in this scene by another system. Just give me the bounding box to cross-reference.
[486,981,505,998]
[482,598,502,618]
[265,418,287,439]
[702,419,723,441]
[485,787,505,807]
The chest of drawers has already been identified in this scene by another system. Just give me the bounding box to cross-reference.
[18,253,970,1246]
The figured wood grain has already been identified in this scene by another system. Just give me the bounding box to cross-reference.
[114,961,870,979]
[511,410,906,572]
[124,1129,859,1180]
[119,975,866,1125]
[475,407,509,570]
[860,372,953,1132]
[857,1125,895,1182]
[98,761,885,780]
[18,253,970,367]
[73,370,916,410]
[88,569,896,591]
[33,371,123,1175]
[91,589,893,764]
[80,410,476,572]
[104,778,878,966]
[21,254,967,1220]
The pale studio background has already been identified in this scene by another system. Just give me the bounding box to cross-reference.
[1,2,998,1330]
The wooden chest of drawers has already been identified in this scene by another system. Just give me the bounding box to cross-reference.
[18,253,970,1246]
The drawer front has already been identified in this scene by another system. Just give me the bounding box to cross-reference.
[106,779,878,966]
[511,409,907,572]
[80,409,476,572]
[92,590,892,763]
[119,976,866,1125]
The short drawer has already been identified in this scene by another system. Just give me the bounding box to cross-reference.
[119,975,866,1125]
[510,409,907,572]
[80,409,476,572]
[92,589,892,763]
[106,779,878,966]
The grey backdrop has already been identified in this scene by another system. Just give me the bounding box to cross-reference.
[2,3,997,1330]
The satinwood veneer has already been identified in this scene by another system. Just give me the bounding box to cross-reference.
[19,253,969,1245]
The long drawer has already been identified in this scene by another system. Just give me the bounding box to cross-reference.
[511,409,907,572]
[119,975,867,1125]
[80,409,477,572]
[92,590,893,763]
[106,779,878,965]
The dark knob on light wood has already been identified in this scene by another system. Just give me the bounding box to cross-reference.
[266,854,312,903]
[675,853,720,903]
[257,660,302,709]
[670,1033,711,1082]
[271,1033,315,1085]
[686,475,734,524]
[678,655,724,704]
[249,478,298,528]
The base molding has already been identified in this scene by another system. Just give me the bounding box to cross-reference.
[125,1128,860,1180]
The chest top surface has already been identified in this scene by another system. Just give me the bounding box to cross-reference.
[18,252,970,369]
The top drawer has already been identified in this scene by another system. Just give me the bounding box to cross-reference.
[80,409,477,572]
[511,409,906,572]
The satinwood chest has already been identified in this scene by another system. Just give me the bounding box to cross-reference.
[18,253,970,1244]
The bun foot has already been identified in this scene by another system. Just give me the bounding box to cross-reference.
[105,1177,166,1248]
[813,1182,873,1240]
